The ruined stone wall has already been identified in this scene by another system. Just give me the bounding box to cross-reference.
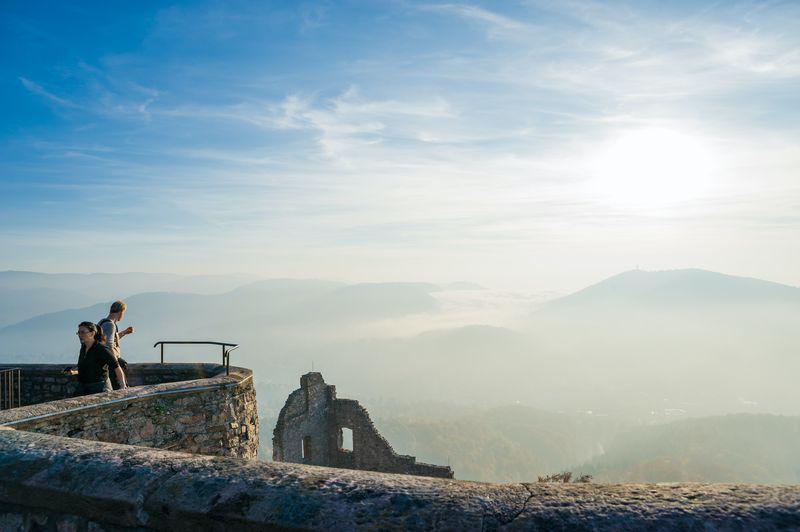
[334,398,452,477]
[0,364,259,459]
[1,428,799,531]
[272,372,338,466]
[273,372,453,478]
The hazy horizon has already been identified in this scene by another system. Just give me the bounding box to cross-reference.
[0,266,797,296]
[3,1,800,486]
[2,266,799,483]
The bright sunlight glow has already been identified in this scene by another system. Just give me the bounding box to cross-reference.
[592,128,715,208]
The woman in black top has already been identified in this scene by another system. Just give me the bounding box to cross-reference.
[76,321,126,395]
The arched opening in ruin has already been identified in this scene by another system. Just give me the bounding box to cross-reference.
[340,427,353,452]
[302,435,312,460]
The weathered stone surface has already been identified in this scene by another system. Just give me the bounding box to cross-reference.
[1,364,798,530]
[0,363,221,408]
[0,363,259,459]
[0,505,134,532]
[0,429,799,530]
[273,372,453,479]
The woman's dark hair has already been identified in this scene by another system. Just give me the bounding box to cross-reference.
[78,321,106,344]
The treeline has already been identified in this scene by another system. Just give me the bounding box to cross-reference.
[581,414,800,484]
[257,405,800,485]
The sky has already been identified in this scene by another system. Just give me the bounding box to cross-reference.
[1,0,799,291]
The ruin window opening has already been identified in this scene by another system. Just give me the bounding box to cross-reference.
[301,436,312,460]
[340,427,353,452]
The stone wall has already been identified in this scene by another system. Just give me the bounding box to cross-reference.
[273,373,338,464]
[334,398,451,477]
[0,364,80,406]
[0,363,259,459]
[0,363,220,407]
[1,365,799,530]
[273,372,453,478]
[1,428,799,531]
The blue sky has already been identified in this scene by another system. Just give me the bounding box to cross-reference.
[2,0,799,290]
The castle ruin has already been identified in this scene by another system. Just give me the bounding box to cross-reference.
[272,372,454,478]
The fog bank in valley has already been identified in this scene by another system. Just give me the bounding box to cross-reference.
[1,268,798,483]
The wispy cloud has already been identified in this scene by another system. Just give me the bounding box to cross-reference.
[3,0,800,288]
[701,28,800,76]
[298,2,330,33]
[160,88,459,163]
[420,0,800,102]
[19,77,80,109]
[422,4,527,35]
[20,60,162,122]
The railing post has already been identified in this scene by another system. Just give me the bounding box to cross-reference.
[160,343,164,364]
[0,368,22,410]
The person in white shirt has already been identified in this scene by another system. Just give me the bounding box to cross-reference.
[97,300,133,389]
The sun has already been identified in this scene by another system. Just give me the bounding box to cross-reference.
[592,128,715,208]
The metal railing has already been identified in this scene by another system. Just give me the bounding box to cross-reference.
[153,341,239,375]
[0,368,21,410]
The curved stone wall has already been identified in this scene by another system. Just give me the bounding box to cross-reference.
[0,363,259,458]
[0,363,221,407]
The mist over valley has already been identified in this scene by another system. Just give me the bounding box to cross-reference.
[2,268,798,483]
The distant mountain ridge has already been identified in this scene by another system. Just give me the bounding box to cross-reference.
[0,287,97,328]
[3,268,800,419]
[0,279,444,361]
[0,270,257,298]
[0,271,260,327]
[543,269,800,311]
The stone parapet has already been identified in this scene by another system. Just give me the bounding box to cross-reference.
[0,363,221,407]
[0,363,259,459]
[1,428,799,530]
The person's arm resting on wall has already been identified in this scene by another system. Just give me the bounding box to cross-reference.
[114,366,127,389]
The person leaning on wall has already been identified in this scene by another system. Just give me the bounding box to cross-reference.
[75,321,126,395]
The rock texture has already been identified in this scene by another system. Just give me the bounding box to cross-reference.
[0,363,259,459]
[273,372,453,478]
[0,363,222,407]
[1,428,799,531]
